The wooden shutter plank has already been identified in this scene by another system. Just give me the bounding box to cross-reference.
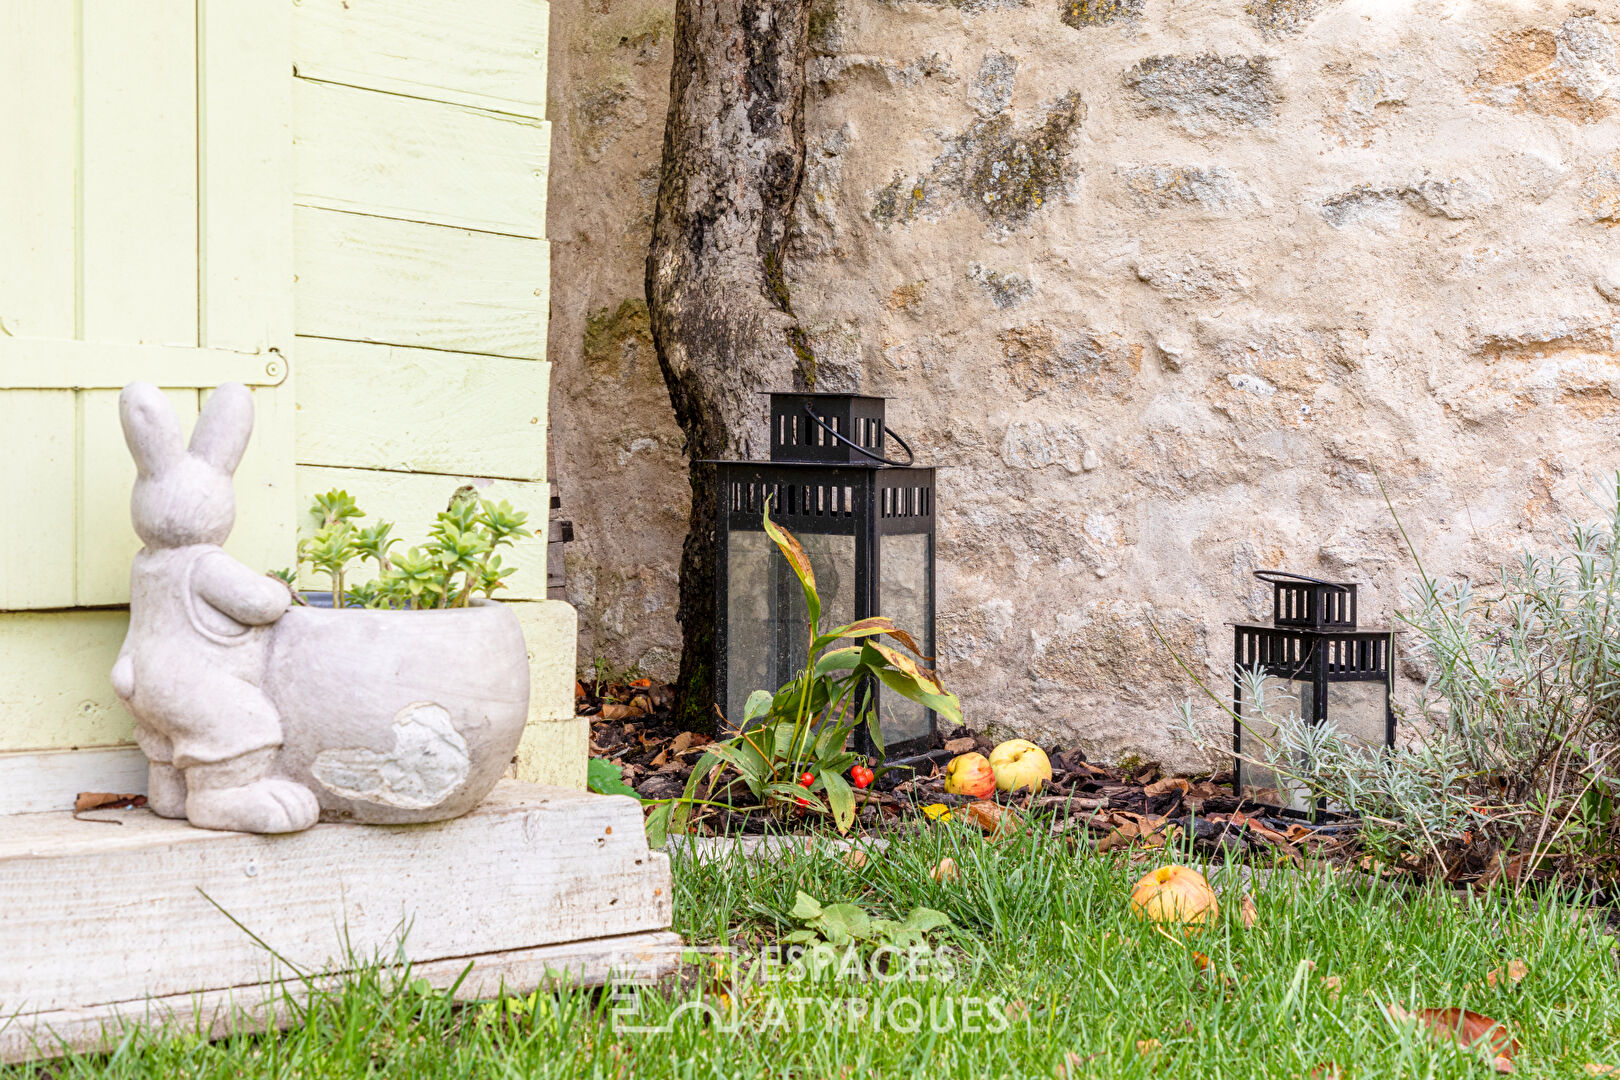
[293,0,549,120]
[80,0,197,345]
[75,389,199,607]
[200,0,294,355]
[294,339,548,480]
[201,0,298,581]
[0,2,77,340]
[293,208,549,360]
[0,392,77,609]
[294,80,549,239]
[0,610,133,752]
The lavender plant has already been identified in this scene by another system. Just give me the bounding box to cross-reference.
[1172,472,1620,874]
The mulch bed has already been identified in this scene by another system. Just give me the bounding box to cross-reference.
[579,676,1366,867]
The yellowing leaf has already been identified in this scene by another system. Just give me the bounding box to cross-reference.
[870,642,941,694]
[921,803,953,822]
[1486,960,1529,987]
[1387,1005,1519,1072]
[960,800,1022,839]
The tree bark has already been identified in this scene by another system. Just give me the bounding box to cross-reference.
[646,0,812,732]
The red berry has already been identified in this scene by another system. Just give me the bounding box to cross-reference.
[795,796,809,808]
[850,765,874,789]
[798,772,815,787]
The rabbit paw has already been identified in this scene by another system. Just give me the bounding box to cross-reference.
[147,762,188,819]
[186,779,320,834]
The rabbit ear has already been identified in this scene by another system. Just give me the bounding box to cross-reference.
[190,382,255,474]
[119,382,186,477]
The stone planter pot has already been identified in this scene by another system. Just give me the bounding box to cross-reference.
[263,597,530,824]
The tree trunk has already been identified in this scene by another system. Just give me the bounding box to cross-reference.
[645,0,812,732]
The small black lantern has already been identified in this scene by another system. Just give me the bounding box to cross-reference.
[712,393,937,760]
[1231,571,1394,805]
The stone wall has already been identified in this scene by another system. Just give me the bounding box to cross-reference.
[549,0,1620,766]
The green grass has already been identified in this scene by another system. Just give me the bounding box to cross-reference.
[10,819,1620,1078]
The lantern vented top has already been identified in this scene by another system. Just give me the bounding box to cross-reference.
[1255,569,1357,630]
[769,392,914,467]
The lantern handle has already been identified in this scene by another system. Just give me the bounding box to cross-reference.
[1253,569,1351,591]
[800,404,916,467]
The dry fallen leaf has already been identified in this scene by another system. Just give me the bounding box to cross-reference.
[1387,1005,1518,1072]
[73,792,148,823]
[1190,951,1212,971]
[1055,1050,1097,1079]
[1584,1065,1619,1076]
[1486,960,1529,987]
[667,731,696,756]
[1308,1064,1346,1080]
[930,857,960,883]
[944,736,978,754]
[842,849,870,870]
[1144,777,1191,799]
[1240,894,1259,929]
[1005,999,1029,1020]
[575,681,587,701]
[598,703,645,721]
[1135,1039,1161,1055]
[1321,975,1343,998]
[960,800,1022,839]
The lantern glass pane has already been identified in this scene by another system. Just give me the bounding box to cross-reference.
[725,530,857,729]
[725,530,774,728]
[878,532,931,748]
[787,532,857,669]
[1236,675,1310,811]
[1326,681,1387,749]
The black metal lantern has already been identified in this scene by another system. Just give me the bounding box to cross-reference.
[712,393,937,760]
[1231,571,1394,805]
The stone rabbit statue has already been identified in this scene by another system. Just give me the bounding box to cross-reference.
[109,382,320,834]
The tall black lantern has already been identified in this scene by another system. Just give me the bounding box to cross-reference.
[1231,571,1394,806]
[712,393,937,760]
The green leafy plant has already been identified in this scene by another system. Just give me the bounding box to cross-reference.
[783,890,951,949]
[587,758,641,799]
[292,488,531,610]
[645,504,961,844]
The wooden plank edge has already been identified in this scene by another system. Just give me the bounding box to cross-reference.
[2,930,684,1064]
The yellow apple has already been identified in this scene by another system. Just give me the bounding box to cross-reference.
[989,739,1053,793]
[1129,865,1218,931]
[943,752,995,798]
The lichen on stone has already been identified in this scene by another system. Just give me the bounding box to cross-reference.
[869,173,931,226]
[1246,0,1336,37]
[583,299,653,379]
[969,263,1034,308]
[1119,164,1257,214]
[957,91,1086,226]
[1124,55,1279,133]
[969,53,1019,117]
[1060,0,1142,30]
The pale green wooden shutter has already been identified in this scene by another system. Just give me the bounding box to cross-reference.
[0,1,295,780]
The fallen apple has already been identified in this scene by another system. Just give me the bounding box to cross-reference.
[943,752,996,798]
[989,739,1053,793]
[1129,865,1218,931]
